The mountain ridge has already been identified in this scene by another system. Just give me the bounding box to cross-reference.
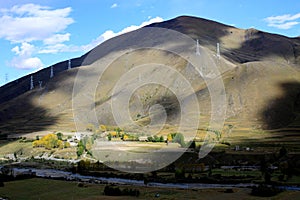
[0,15,300,135]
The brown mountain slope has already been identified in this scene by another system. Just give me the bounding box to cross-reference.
[0,15,300,136]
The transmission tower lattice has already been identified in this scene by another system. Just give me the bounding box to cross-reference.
[50,66,54,78]
[68,59,71,69]
[217,43,220,59]
[196,39,200,55]
[30,75,34,90]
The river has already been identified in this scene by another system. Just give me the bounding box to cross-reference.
[4,167,299,191]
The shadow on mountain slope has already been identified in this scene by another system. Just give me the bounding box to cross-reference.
[0,68,79,135]
[261,81,300,130]
[0,93,59,135]
[222,29,300,64]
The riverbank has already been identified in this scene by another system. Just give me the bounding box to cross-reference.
[2,167,300,191]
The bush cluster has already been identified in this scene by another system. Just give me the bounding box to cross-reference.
[103,185,140,197]
[147,135,164,142]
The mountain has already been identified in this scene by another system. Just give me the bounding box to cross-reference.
[0,16,300,138]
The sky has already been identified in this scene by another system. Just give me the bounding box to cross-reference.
[1,0,300,86]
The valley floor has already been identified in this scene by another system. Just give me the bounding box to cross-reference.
[1,178,300,200]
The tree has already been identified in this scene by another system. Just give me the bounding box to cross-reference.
[56,132,63,140]
[64,141,71,148]
[57,140,64,149]
[153,135,159,142]
[123,134,129,141]
[115,127,122,137]
[159,136,164,142]
[99,124,107,132]
[147,136,153,142]
[32,133,69,149]
[107,133,112,141]
[82,136,94,152]
[77,145,84,157]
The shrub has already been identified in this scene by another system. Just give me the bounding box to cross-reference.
[77,182,85,187]
[175,168,185,179]
[103,185,140,197]
[104,185,122,196]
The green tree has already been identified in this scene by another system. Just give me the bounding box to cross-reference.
[115,127,122,137]
[77,145,84,157]
[159,136,164,142]
[107,133,112,141]
[56,132,63,140]
[153,135,159,142]
[147,136,153,142]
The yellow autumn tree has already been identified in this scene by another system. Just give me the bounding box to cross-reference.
[99,124,107,132]
[32,133,69,149]
[123,134,129,141]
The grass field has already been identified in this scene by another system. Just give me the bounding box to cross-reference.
[1,178,300,200]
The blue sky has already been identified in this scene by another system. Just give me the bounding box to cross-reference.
[1,0,300,86]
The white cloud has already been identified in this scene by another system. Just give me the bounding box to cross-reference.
[268,21,299,30]
[3,6,163,70]
[10,42,43,69]
[0,3,74,43]
[10,56,43,70]
[39,43,81,54]
[43,33,71,45]
[264,13,300,29]
[111,3,118,8]
[1,4,74,70]
[11,42,35,56]
[82,16,164,52]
